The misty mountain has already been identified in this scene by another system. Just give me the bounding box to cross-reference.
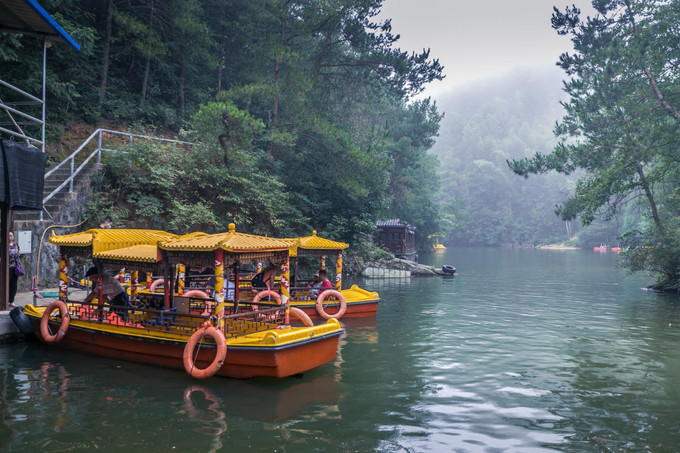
[432,66,575,246]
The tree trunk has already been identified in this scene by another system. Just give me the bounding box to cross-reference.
[141,57,150,105]
[266,2,287,161]
[179,54,186,114]
[98,0,113,106]
[625,2,680,121]
[140,0,155,105]
[636,166,662,230]
[217,4,227,93]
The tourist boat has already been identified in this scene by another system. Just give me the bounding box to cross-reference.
[279,231,380,320]
[611,247,622,253]
[21,227,343,379]
[593,244,608,252]
[433,243,446,252]
[79,229,380,320]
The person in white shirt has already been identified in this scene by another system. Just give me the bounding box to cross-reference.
[83,267,129,319]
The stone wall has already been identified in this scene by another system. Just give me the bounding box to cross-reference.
[12,165,101,292]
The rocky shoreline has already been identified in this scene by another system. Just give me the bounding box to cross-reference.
[344,254,444,277]
[535,244,580,250]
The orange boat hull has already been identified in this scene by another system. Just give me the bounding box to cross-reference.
[291,300,379,319]
[31,319,341,379]
[289,285,380,319]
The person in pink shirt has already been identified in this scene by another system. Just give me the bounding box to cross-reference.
[318,269,333,289]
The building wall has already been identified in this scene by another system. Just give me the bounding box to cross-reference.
[377,226,416,256]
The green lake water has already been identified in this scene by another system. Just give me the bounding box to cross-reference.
[1,247,680,452]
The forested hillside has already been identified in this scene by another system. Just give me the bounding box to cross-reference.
[432,67,575,247]
[0,0,444,244]
[508,1,680,290]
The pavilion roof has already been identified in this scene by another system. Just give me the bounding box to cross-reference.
[159,224,290,253]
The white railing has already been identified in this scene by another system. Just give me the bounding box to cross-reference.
[0,78,44,149]
[40,129,193,220]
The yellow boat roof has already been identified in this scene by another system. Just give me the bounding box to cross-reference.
[94,244,162,263]
[50,229,178,255]
[285,231,348,257]
[159,223,290,252]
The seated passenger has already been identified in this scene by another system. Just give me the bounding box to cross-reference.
[83,267,129,319]
[251,265,278,291]
[318,269,333,290]
[206,276,235,301]
[308,272,323,297]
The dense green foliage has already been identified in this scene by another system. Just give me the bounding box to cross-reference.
[1,0,445,244]
[508,0,680,288]
[433,68,577,247]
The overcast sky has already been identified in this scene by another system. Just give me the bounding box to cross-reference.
[378,0,596,97]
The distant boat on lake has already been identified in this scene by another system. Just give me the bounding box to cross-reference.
[594,244,622,253]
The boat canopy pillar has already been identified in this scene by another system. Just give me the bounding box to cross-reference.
[131,270,139,297]
[213,249,224,304]
[163,263,171,310]
[177,263,185,295]
[280,256,290,324]
[336,251,343,291]
[58,250,68,300]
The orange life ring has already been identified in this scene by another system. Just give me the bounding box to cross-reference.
[183,325,227,379]
[252,290,281,310]
[40,300,70,343]
[183,289,211,299]
[316,290,347,319]
[290,307,314,327]
[149,278,165,292]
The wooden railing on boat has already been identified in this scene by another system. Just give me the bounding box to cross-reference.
[61,297,286,339]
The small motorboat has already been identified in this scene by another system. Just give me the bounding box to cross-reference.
[442,265,456,275]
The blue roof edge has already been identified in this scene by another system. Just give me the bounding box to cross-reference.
[25,0,80,51]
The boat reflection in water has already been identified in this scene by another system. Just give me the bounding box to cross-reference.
[191,375,341,422]
[1,343,343,452]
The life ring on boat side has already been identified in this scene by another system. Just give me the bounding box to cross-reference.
[149,278,165,292]
[183,325,227,380]
[290,307,314,327]
[316,290,347,320]
[40,300,70,344]
[183,290,211,299]
[252,290,281,311]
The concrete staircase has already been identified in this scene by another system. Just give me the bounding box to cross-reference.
[10,129,192,291]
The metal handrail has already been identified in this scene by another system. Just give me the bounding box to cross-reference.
[40,128,193,220]
[44,128,100,179]
[42,147,99,205]
[98,128,193,146]
[0,78,44,147]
